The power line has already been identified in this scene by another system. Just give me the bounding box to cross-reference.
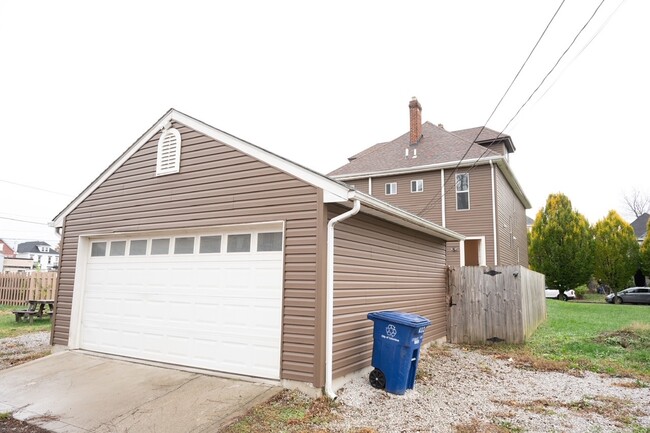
[0,216,50,226]
[499,0,607,135]
[0,179,74,197]
[417,0,567,217]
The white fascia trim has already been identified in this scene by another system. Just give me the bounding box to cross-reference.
[331,156,504,181]
[51,111,174,227]
[176,111,350,203]
[51,109,350,227]
[349,190,463,241]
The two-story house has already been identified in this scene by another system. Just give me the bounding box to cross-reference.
[16,241,60,271]
[329,97,531,267]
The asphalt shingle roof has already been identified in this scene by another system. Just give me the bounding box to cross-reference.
[329,122,512,177]
[631,213,649,239]
[17,241,58,255]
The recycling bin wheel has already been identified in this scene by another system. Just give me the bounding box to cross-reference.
[369,368,386,389]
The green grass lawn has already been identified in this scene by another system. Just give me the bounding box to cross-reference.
[505,300,650,380]
[0,304,52,339]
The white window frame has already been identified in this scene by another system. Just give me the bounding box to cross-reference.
[156,127,181,176]
[456,173,470,211]
[411,179,423,193]
[385,182,397,195]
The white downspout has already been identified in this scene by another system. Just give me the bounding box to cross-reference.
[325,199,361,399]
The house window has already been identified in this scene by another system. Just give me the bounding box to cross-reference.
[91,242,107,257]
[109,241,126,256]
[227,234,251,253]
[129,240,148,256]
[385,182,397,195]
[411,179,423,193]
[257,232,283,252]
[456,173,470,210]
[156,125,181,176]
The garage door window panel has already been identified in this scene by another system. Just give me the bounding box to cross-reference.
[257,232,283,252]
[109,241,126,256]
[151,238,170,255]
[199,235,222,253]
[227,234,251,253]
[174,237,195,254]
[91,242,107,257]
[129,240,148,256]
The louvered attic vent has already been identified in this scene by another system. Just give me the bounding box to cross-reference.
[156,125,181,176]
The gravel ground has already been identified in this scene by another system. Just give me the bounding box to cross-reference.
[330,345,650,433]
[0,331,51,371]
[1,334,648,432]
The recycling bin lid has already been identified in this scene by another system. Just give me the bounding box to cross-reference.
[367,310,431,327]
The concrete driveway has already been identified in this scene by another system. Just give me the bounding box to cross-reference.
[0,351,282,433]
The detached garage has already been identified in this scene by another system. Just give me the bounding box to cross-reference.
[50,109,462,395]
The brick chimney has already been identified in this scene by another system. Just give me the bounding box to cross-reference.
[409,97,422,145]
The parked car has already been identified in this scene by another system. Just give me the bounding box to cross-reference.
[605,287,650,305]
[545,288,576,301]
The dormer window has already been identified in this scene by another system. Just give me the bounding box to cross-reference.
[156,124,181,176]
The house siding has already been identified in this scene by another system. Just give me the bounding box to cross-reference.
[345,178,369,194]
[53,122,322,385]
[443,166,496,265]
[367,171,443,225]
[329,206,447,379]
[495,168,529,266]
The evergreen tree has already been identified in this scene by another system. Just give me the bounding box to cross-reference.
[593,210,639,291]
[529,193,593,292]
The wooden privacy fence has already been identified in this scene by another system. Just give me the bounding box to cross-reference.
[448,266,546,344]
[0,272,58,305]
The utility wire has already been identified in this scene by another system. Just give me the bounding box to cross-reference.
[418,0,608,218]
[0,179,74,197]
[0,216,50,226]
[417,0,567,217]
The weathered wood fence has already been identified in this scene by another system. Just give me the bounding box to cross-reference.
[0,272,58,305]
[448,266,546,344]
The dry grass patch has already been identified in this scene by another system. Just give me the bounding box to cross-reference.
[454,418,521,433]
[221,389,338,433]
[495,395,644,428]
[614,379,649,389]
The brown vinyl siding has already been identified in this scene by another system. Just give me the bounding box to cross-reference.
[345,178,369,194]
[53,122,322,385]
[329,206,447,379]
[495,168,529,266]
[367,171,443,224]
[443,166,495,265]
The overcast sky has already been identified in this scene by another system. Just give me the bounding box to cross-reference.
[1,0,647,249]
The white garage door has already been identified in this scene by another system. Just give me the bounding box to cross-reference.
[79,225,283,379]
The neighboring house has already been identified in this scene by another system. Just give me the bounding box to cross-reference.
[50,109,463,396]
[631,213,649,244]
[526,215,535,234]
[329,97,531,267]
[0,239,16,257]
[2,257,34,273]
[16,241,59,271]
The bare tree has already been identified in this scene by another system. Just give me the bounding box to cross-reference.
[622,189,650,218]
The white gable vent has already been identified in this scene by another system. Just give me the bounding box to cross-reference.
[156,125,181,176]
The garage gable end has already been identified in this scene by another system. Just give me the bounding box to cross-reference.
[52,109,349,228]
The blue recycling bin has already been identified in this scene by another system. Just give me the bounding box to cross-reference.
[367,311,431,395]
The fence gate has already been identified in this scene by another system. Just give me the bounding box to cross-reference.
[447,265,546,344]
